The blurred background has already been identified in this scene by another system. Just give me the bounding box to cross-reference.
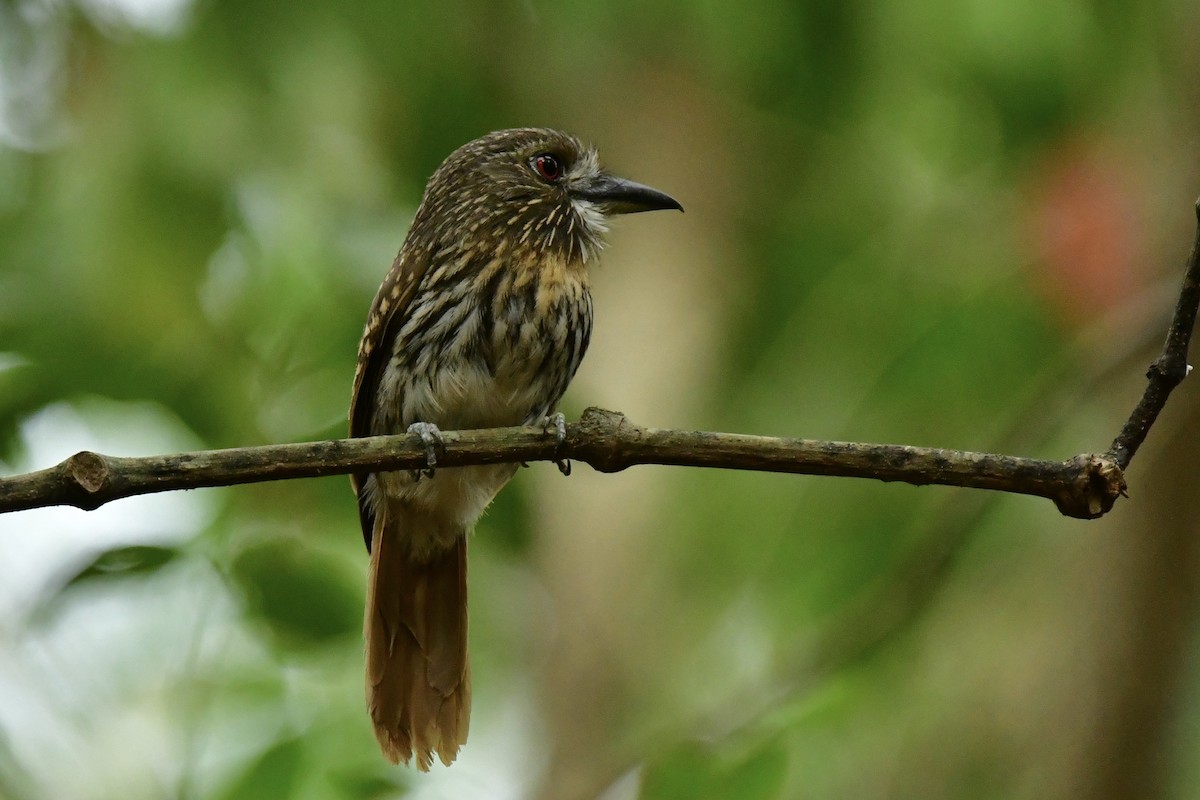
[1,0,1199,798]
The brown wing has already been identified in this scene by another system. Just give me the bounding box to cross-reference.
[350,242,434,552]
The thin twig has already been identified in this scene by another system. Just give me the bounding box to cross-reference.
[1107,200,1200,468]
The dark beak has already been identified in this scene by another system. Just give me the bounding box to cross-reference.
[570,174,683,215]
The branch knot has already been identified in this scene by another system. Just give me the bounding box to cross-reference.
[65,451,110,508]
[574,407,640,473]
[1054,454,1127,520]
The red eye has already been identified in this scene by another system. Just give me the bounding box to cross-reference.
[532,153,563,182]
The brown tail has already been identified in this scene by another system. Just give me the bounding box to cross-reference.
[365,508,470,770]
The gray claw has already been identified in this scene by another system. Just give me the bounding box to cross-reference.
[545,412,567,446]
[542,413,570,476]
[407,421,443,480]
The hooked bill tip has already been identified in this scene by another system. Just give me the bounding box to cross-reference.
[572,174,683,215]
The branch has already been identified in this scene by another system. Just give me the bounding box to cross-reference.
[1106,200,1200,468]
[3,200,1199,523]
[0,407,1126,520]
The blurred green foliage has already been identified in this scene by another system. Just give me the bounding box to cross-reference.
[1,0,1199,798]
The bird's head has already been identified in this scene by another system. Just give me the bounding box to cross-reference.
[414,128,682,264]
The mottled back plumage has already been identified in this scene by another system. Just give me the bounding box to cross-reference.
[350,128,680,769]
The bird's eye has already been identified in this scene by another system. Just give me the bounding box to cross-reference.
[532,153,564,182]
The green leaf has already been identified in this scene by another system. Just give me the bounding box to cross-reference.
[218,737,304,800]
[27,545,185,628]
[65,544,181,586]
[641,739,787,800]
[712,742,788,800]
[641,745,716,800]
[230,539,360,649]
[328,772,403,800]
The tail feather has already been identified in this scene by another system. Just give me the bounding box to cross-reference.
[365,507,470,769]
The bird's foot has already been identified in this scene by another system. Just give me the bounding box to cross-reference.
[541,413,571,476]
[407,421,443,480]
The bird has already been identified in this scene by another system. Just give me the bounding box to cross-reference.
[348,128,681,769]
